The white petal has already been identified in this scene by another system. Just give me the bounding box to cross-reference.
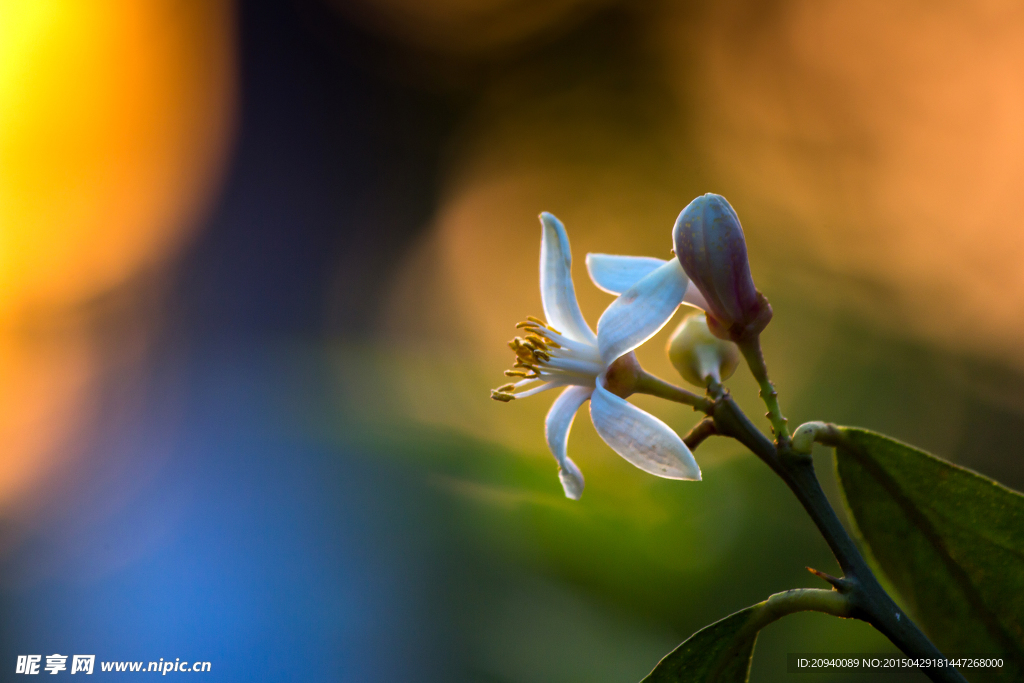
[544,385,593,499]
[540,213,597,344]
[558,457,585,501]
[682,281,710,310]
[589,379,701,481]
[585,254,667,295]
[596,258,689,365]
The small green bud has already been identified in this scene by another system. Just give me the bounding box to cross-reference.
[666,311,741,387]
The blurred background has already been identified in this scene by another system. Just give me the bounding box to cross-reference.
[1,0,1022,680]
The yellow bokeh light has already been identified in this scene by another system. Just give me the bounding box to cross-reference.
[0,0,234,319]
[0,0,235,514]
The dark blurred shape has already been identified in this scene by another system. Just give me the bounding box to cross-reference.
[178,0,463,335]
[326,0,609,56]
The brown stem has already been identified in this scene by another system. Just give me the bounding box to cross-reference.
[683,418,718,450]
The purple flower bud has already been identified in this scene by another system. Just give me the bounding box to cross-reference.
[672,194,772,342]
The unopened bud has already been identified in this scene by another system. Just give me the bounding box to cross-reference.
[672,194,772,342]
[666,311,740,387]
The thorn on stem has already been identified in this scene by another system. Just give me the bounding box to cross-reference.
[806,566,848,591]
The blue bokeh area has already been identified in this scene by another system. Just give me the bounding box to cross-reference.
[0,341,446,681]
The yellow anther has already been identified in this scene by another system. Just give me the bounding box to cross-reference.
[496,383,516,391]
[533,350,551,362]
[530,329,560,347]
[516,321,540,329]
[504,370,529,378]
[525,334,549,349]
[490,390,515,402]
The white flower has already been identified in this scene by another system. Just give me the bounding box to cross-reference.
[491,213,701,500]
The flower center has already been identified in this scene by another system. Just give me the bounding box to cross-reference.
[490,316,604,402]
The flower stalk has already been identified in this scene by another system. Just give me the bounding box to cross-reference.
[633,371,713,412]
[736,334,791,447]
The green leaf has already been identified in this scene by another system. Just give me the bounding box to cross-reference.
[834,427,1024,681]
[641,589,850,683]
[642,606,757,683]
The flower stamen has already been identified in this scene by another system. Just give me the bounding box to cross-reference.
[493,314,606,401]
[528,316,560,334]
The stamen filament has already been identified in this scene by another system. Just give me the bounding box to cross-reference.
[497,314,601,404]
[526,316,561,335]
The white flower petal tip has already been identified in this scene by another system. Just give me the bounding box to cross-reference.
[558,459,585,500]
[544,385,593,499]
[585,253,667,295]
[539,213,597,345]
[596,258,690,365]
[590,381,702,481]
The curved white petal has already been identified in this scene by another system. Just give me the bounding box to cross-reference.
[596,258,689,365]
[558,457,585,501]
[544,385,593,499]
[589,379,701,481]
[682,281,710,311]
[540,213,597,344]
[585,254,667,295]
